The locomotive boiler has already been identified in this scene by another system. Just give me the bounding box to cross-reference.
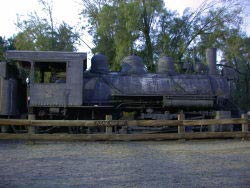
[3,48,235,124]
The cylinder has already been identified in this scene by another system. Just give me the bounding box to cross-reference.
[206,48,217,75]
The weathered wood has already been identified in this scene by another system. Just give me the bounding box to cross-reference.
[0,132,249,141]
[0,118,248,127]
[28,114,36,134]
[0,119,30,126]
[178,113,185,134]
[214,111,232,132]
[1,125,8,133]
[127,120,180,127]
[182,118,247,126]
[242,114,248,133]
[105,115,113,134]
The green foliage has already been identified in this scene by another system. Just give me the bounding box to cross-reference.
[55,22,79,51]
[82,0,243,70]
[81,0,249,110]
[0,36,16,61]
[15,0,79,51]
[15,13,79,51]
[82,0,164,71]
[222,34,250,110]
[0,37,4,60]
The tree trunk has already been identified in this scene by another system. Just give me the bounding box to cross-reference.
[142,0,153,71]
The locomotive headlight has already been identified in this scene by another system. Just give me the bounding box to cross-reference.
[26,77,30,84]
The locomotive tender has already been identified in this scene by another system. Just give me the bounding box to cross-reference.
[0,61,19,117]
[2,48,234,124]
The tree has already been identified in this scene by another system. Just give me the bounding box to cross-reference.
[55,22,79,51]
[156,0,242,63]
[0,37,5,60]
[221,33,250,110]
[137,0,164,71]
[82,0,242,70]
[0,36,16,61]
[81,0,164,71]
[15,0,79,51]
[81,0,249,110]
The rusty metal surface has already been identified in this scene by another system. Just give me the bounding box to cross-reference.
[0,77,18,116]
[90,53,109,73]
[206,48,217,75]
[4,51,231,110]
[8,50,87,107]
[157,56,176,75]
[5,50,87,62]
[121,55,147,74]
[66,59,83,106]
[0,62,7,78]
[83,73,230,106]
[29,84,67,106]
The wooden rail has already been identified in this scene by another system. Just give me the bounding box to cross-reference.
[0,115,249,141]
[0,132,250,141]
[0,118,248,127]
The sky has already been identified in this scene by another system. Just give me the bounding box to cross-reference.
[0,0,250,54]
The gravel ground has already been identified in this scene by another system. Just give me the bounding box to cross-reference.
[0,139,250,188]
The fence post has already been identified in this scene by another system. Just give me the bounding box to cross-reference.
[28,114,36,134]
[241,114,248,140]
[242,114,248,132]
[1,125,8,133]
[178,112,185,137]
[1,126,8,133]
[211,111,232,132]
[106,115,113,134]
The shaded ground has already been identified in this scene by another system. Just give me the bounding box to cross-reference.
[0,139,250,188]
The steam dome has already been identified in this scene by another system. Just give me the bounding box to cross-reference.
[157,56,175,75]
[121,55,147,74]
[91,53,109,73]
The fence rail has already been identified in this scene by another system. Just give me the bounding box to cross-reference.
[0,132,250,141]
[0,118,248,127]
[0,114,249,141]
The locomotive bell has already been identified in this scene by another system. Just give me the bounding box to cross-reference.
[121,55,147,74]
[90,53,109,73]
[157,56,176,75]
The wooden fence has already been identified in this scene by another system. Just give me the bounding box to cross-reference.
[0,114,249,141]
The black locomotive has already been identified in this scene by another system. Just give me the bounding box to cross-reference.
[1,49,237,126]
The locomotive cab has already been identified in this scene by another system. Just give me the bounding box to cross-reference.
[5,51,87,117]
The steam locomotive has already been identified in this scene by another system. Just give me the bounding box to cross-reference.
[1,49,236,126]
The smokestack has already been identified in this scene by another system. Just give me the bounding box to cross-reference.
[206,48,217,75]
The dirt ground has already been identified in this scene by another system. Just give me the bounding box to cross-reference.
[0,139,250,188]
